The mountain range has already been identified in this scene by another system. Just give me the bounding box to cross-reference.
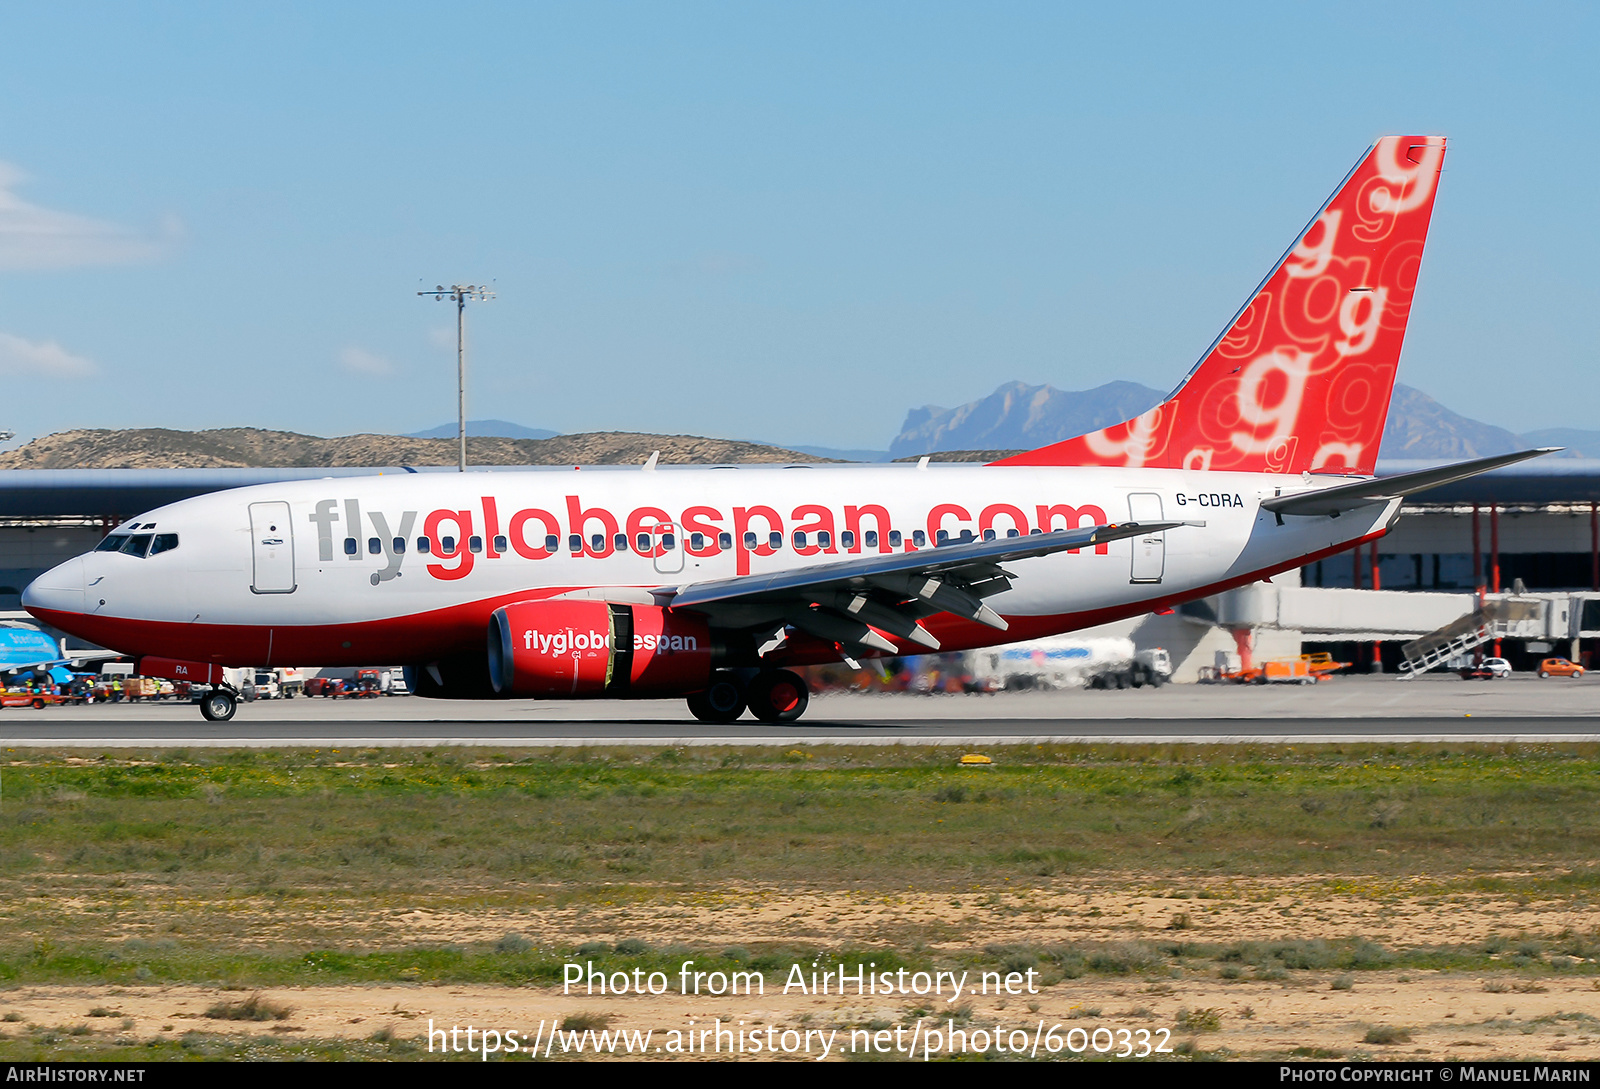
[888,381,1597,461]
[405,419,559,441]
[386,385,1600,465]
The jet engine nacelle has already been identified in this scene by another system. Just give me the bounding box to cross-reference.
[487,599,713,698]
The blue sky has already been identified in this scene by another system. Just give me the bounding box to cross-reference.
[0,2,1594,448]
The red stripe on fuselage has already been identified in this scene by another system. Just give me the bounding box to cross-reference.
[29,586,586,668]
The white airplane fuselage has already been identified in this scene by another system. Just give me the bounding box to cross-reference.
[22,463,1395,673]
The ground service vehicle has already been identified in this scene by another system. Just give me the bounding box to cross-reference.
[21,136,1559,724]
[1458,657,1513,680]
[1086,648,1172,690]
[0,690,58,708]
[1538,658,1584,678]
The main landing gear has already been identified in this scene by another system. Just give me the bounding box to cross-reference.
[687,669,809,724]
[198,686,238,722]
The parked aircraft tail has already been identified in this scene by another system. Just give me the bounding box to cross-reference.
[993,135,1447,475]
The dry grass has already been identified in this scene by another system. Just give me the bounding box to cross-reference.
[559,1011,613,1031]
[204,994,293,1022]
[1362,1024,1413,1045]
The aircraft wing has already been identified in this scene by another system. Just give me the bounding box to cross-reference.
[1261,448,1558,520]
[0,650,123,674]
[658,521,1182,655]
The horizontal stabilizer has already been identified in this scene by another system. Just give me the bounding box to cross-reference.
[1261,448,1559,519]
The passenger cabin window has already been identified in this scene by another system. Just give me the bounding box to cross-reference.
[441,536,457,554]
[368,537,382,554]
[983,528,996,542]
[544,535,559,553]
[614,533,629,552]
[96,535,128,552]
[121,534,153,557]
[792,531,807,548]
[690,533,705,551]
[912,530,927,547]
[743,532,758,549]
[590,534,605,552]
[468,536,483,554]
[768,531,783,550]
[817,530,832,549]
[344,537,359,555]
[493,535,508,553]
[568,534,582,552]
[149,533,178,556]
[718,532,733,550]
[864,530,878,548]
[661,533,676,550]
[840,530,856,549]
[416,537,432,554]
[635,533,651,552]
[1006,528,1020,538]
[888,530,902,547]
[393,537,407,553]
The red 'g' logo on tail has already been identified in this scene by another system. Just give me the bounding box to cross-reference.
[995,136,1446,475]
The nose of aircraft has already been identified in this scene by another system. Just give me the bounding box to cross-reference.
[22,556,86,617]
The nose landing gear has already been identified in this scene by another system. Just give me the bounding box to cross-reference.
[198,686,238,722]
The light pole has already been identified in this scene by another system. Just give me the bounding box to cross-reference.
[417,283,494,471]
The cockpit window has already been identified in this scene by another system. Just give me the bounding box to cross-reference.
[95,535,128,552]
[148,533,179,556]
[120,534,153,557]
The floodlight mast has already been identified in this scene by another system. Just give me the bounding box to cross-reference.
[416,283,495,471]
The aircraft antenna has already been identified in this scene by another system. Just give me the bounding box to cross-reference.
[416,283,495,471]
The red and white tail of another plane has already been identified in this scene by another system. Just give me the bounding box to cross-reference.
[22,134,1551,724]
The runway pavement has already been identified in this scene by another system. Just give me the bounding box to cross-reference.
[0,673,1594,746]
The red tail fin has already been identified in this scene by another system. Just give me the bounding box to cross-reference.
[994,136,1446,475]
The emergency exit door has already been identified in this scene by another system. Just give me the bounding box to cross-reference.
[249,502,296,594]
[1127,493,1165,584]
[652,523,685,575]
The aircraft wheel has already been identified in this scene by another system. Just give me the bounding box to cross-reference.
[199,689,237,723]
[687,674,746,724]
[747,669,809,724]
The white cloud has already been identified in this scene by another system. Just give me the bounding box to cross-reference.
[0,332,96,378]
[339,346,393,376]
[0,162,175,271]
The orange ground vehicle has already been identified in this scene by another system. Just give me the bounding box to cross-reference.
[1200,652,1350,685]
[1538,658,1585,678]
[0,692,57,709]
[1302,652,1352,678]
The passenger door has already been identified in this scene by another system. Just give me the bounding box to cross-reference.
[1127,493,1165,584]
[249,502,296,594]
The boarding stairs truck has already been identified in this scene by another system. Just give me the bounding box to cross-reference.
[1398,598,1546,678]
